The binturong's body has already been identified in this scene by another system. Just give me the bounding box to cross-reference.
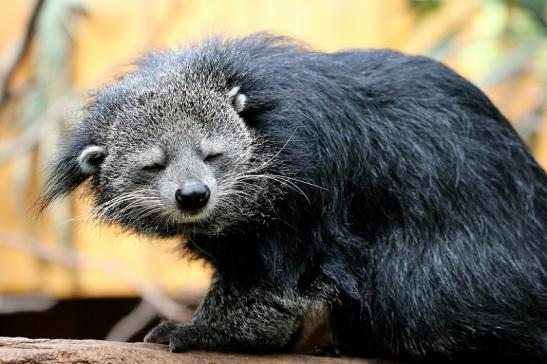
[40,34,547,363]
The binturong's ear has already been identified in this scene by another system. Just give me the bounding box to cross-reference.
[37,130,107,212]
[77,145,106,175]
[228,86,247,113]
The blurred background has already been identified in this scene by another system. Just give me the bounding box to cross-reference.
[0,0,545,344]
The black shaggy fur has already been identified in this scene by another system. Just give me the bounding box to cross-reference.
[41,34,547,363]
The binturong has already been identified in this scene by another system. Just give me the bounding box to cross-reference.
[39,34,547,363]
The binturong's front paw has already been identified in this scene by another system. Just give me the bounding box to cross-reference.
[144,321,195,353]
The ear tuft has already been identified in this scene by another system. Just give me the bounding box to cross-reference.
[228,86,247,113]
[78,145,107,175]
[37,142,106,213]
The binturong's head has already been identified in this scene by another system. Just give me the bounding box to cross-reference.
[39,47,274,238]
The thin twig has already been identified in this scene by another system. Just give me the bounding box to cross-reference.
[0,0,47,107]
[105,300,158,342]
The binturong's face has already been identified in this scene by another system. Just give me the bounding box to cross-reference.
[40,67,272,238]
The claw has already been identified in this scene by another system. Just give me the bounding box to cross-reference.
[310,344,341,357]
[143,321,178,344]
[169,336,185,353]
[144,321,193,353]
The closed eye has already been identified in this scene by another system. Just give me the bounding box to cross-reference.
[141,163,166,172]
[204,152,223,162]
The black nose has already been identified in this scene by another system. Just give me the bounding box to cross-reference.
[175,179,210,211]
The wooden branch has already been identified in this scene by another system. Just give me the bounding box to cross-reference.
[0,337,400,364]
[0,0,46,107]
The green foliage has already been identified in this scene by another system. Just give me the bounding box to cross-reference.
[409,0,442,15]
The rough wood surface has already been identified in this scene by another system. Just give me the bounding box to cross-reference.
[0,337,401,364]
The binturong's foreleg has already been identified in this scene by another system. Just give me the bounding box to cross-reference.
[144,277,313,353]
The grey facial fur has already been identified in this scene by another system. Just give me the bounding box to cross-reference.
[83,71,274,237]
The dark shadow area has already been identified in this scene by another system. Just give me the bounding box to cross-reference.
[0,298,160,342]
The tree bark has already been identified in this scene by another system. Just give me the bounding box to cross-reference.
[0,337,401,364]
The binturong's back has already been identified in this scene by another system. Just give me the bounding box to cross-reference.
[40,34,547,363]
